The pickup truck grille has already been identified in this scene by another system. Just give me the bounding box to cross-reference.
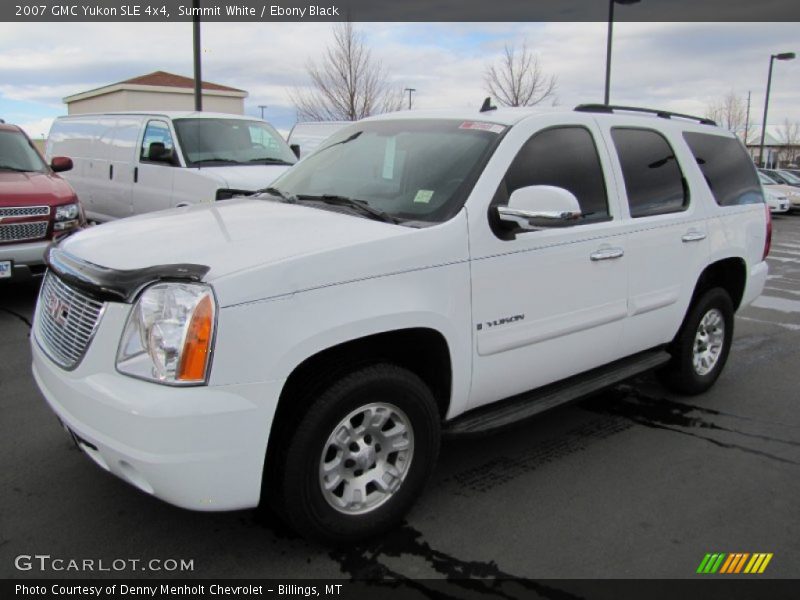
[0,221,49,242]
[35,272,105,369]
[0,205,50,218]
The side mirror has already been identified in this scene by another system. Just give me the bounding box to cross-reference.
[148,142,175,164]
[50,156,73,173]
[497,185,582,231]
[290,144,301,159]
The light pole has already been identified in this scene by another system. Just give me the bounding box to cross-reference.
[604,0,640,105]
[192,0,202,111]
[404,88,416,110]
[758,52,795,168]
[258,105,268,119]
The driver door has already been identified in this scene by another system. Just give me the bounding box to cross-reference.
[467,116,630,409]
[132,119,177,216]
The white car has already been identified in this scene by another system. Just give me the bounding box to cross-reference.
[32,104,769,543]
[758,171,800,210]
[46,112,297,222]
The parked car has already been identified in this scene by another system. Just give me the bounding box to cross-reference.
[759,171,800,209]
[46,112,297,222]
[287,121,349,159]
[32,104,769,543]
[0,122,85,280]
[759,168,800,188]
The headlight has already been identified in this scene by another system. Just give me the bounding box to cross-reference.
[55,203,80,221]
[116,283,217,385]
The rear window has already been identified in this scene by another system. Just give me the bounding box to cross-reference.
[683,132,763,206]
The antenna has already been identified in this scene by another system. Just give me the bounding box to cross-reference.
[480,97,497,113]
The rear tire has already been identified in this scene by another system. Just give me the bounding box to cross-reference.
[658,287,734,396]
[276,363,440,544]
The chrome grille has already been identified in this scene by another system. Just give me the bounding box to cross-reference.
[0,221,48,242]
[35,272,105,369]
[0,205,50,218]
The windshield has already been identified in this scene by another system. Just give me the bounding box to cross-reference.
[0,129,47,172]
[778,170,800,184]
[759,172,778,185]
[266,119,504,225]
[173,118,297,167]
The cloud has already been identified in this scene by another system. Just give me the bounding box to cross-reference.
[0,21,797,135]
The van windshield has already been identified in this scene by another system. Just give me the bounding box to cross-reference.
[265,119,504,225]
[173,118,298,167]
[0,129,47,173]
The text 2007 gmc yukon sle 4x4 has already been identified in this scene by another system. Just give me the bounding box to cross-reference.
[31,104,769,542]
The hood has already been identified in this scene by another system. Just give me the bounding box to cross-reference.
[193,164,291,191]
[0,171,76,205]
[58,198,468,306]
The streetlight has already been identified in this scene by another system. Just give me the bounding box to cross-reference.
[758,51,795,168]
[258,105,268,119]
[604,0,640,105]
[404,88,416,110]
[192,0,202,111]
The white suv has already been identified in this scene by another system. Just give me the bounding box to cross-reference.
[31,104,769,543]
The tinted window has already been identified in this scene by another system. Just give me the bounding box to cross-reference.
[683,132,763,206]
[611,128,687,217]
[499,126,609,220]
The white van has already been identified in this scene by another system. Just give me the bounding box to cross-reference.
[287,121,349,159]
[46,112,297,222]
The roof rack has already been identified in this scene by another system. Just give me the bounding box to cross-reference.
[574,104,716,126]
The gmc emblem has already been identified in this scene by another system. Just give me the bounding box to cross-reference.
[46,295,69,327]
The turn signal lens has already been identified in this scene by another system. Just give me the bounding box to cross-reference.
[178,295,214,382]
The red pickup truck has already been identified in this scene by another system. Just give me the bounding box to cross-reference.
[0,121,85,280]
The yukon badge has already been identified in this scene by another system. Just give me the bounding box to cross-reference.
[476,314,525,331]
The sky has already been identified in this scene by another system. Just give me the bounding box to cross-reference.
[0,21,797,139]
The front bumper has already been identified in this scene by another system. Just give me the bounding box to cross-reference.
[31,301,284,511]
[0,239,49,278]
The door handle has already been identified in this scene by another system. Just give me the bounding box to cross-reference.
[133,167,138,183]
[590,247,624,261]
[109,164,113,180]
[682,230,706,243]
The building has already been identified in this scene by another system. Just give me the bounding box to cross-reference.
[63,71,248,116]
[746,126,800,168]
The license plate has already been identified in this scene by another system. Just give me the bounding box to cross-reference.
[0,260,12,279]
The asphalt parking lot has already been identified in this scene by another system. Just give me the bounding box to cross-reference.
[1,215,799,584]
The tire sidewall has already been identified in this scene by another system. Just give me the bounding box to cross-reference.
[282,365,440,543]
[674,288,734,392]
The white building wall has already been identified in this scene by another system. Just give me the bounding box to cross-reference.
[67,90,245,115]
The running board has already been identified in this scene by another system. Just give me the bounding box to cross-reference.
[445,349,671,436]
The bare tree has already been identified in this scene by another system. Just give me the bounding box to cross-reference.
[779,118,800,165]
[704,90,749,139]
[289,22,404,121]
[484,42,557,107]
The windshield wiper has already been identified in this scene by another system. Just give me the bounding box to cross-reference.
[296,194,398,224]
[248,157,295,165]
[254,186,297,203]
[191,157,240,166]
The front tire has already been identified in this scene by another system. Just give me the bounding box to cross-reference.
[277,363,440,543]
[658,287,734,395]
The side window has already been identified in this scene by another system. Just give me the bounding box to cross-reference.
[610,128,688,218]
[140,120,175,162]
[497,126,610,222]
[683,132,763,206]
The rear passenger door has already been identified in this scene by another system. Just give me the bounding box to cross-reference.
[468,116,629,410]
[600,124,711,356]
